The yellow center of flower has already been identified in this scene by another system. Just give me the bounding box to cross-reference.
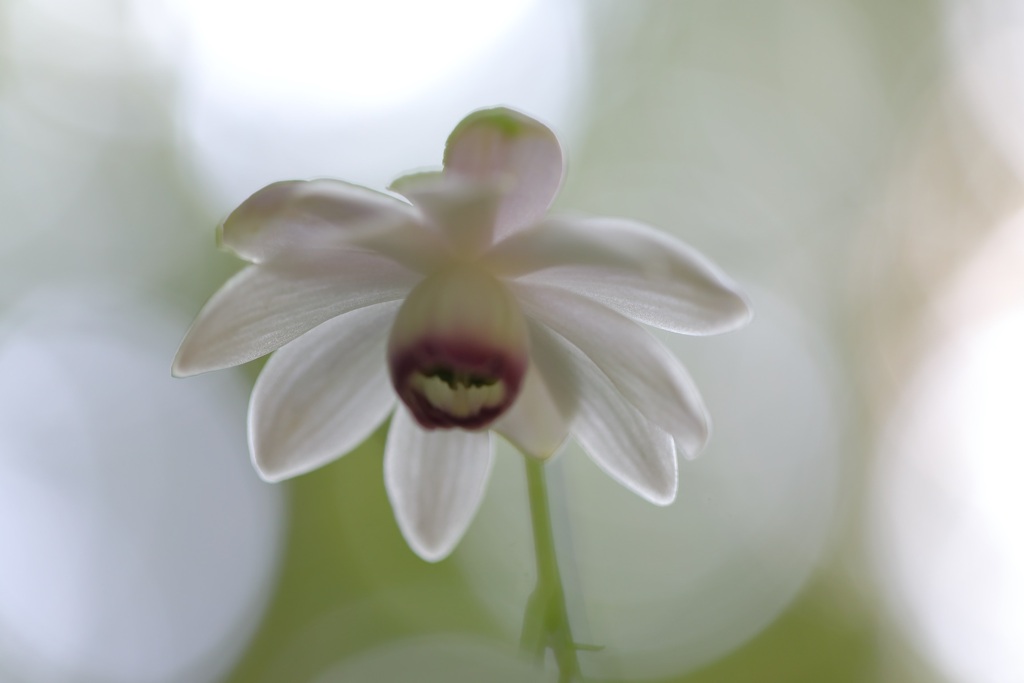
[409,369,508,419]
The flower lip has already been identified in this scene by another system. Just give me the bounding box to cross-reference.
[386,263,530,430]
[390,336,526,430]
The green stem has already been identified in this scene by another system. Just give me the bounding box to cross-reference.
[520,457,584,682]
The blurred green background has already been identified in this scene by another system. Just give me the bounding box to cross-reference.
[2,0,1023,681]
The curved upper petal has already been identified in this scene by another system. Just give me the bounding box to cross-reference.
[172,250,418,377]
[491,362,570,460]
[443,107,565,241]
[220,178,448,272]
[384,406,493,562]
[527,318,678,505]
[388,169,443,195]
[483,215,752,335]
[393,174,503,255]
[248,300,401,482]
[515,282,710,459]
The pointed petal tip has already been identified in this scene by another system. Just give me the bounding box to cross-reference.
[647,486,677,507]
[395,514,463,563]
[248,431,300,484]
[686,285,754,336]
[729,288,756,330]
[679,412,712,462]
[407,538,454,563]
[616,464,677,506]
[247,409,292,485]
[627,441,680,507]
[678,441,705,463]
[248,436,283,483]
[596,447,679,507]
[170,350,200,378]
[703,273,754,331]
[245,404,351,486]
[251,461,288,484]
[171,342,233,378]
[638,465,679,506]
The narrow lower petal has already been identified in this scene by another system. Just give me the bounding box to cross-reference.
[528,319,678,505]
[248,301,401,482]
[172,251,418,377]
[492,363,570,460]
[443,107,565,240]
[514,282,710,459]
[384,407,493,562]
[219,178,447,272]
[483,215,752,335]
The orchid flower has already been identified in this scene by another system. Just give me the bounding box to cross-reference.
[173,107,751,562]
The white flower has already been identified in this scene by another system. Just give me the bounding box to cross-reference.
[173,107,751,561]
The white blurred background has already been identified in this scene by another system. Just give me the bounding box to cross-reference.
[1,0,1022,681]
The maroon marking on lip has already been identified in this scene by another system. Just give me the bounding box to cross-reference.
[389,336,527,430]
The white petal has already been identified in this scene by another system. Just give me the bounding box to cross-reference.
[388,169,443,194]
[172,251,418,377]
[514,282,710,459]
[249,301,400,482]
[528,319,678,505]
[443,107,565,240]
[483,215,752,335]
[397,176,503,255]
[384,407,493,561]
[220,178,447,272]
[492,363,570,460]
